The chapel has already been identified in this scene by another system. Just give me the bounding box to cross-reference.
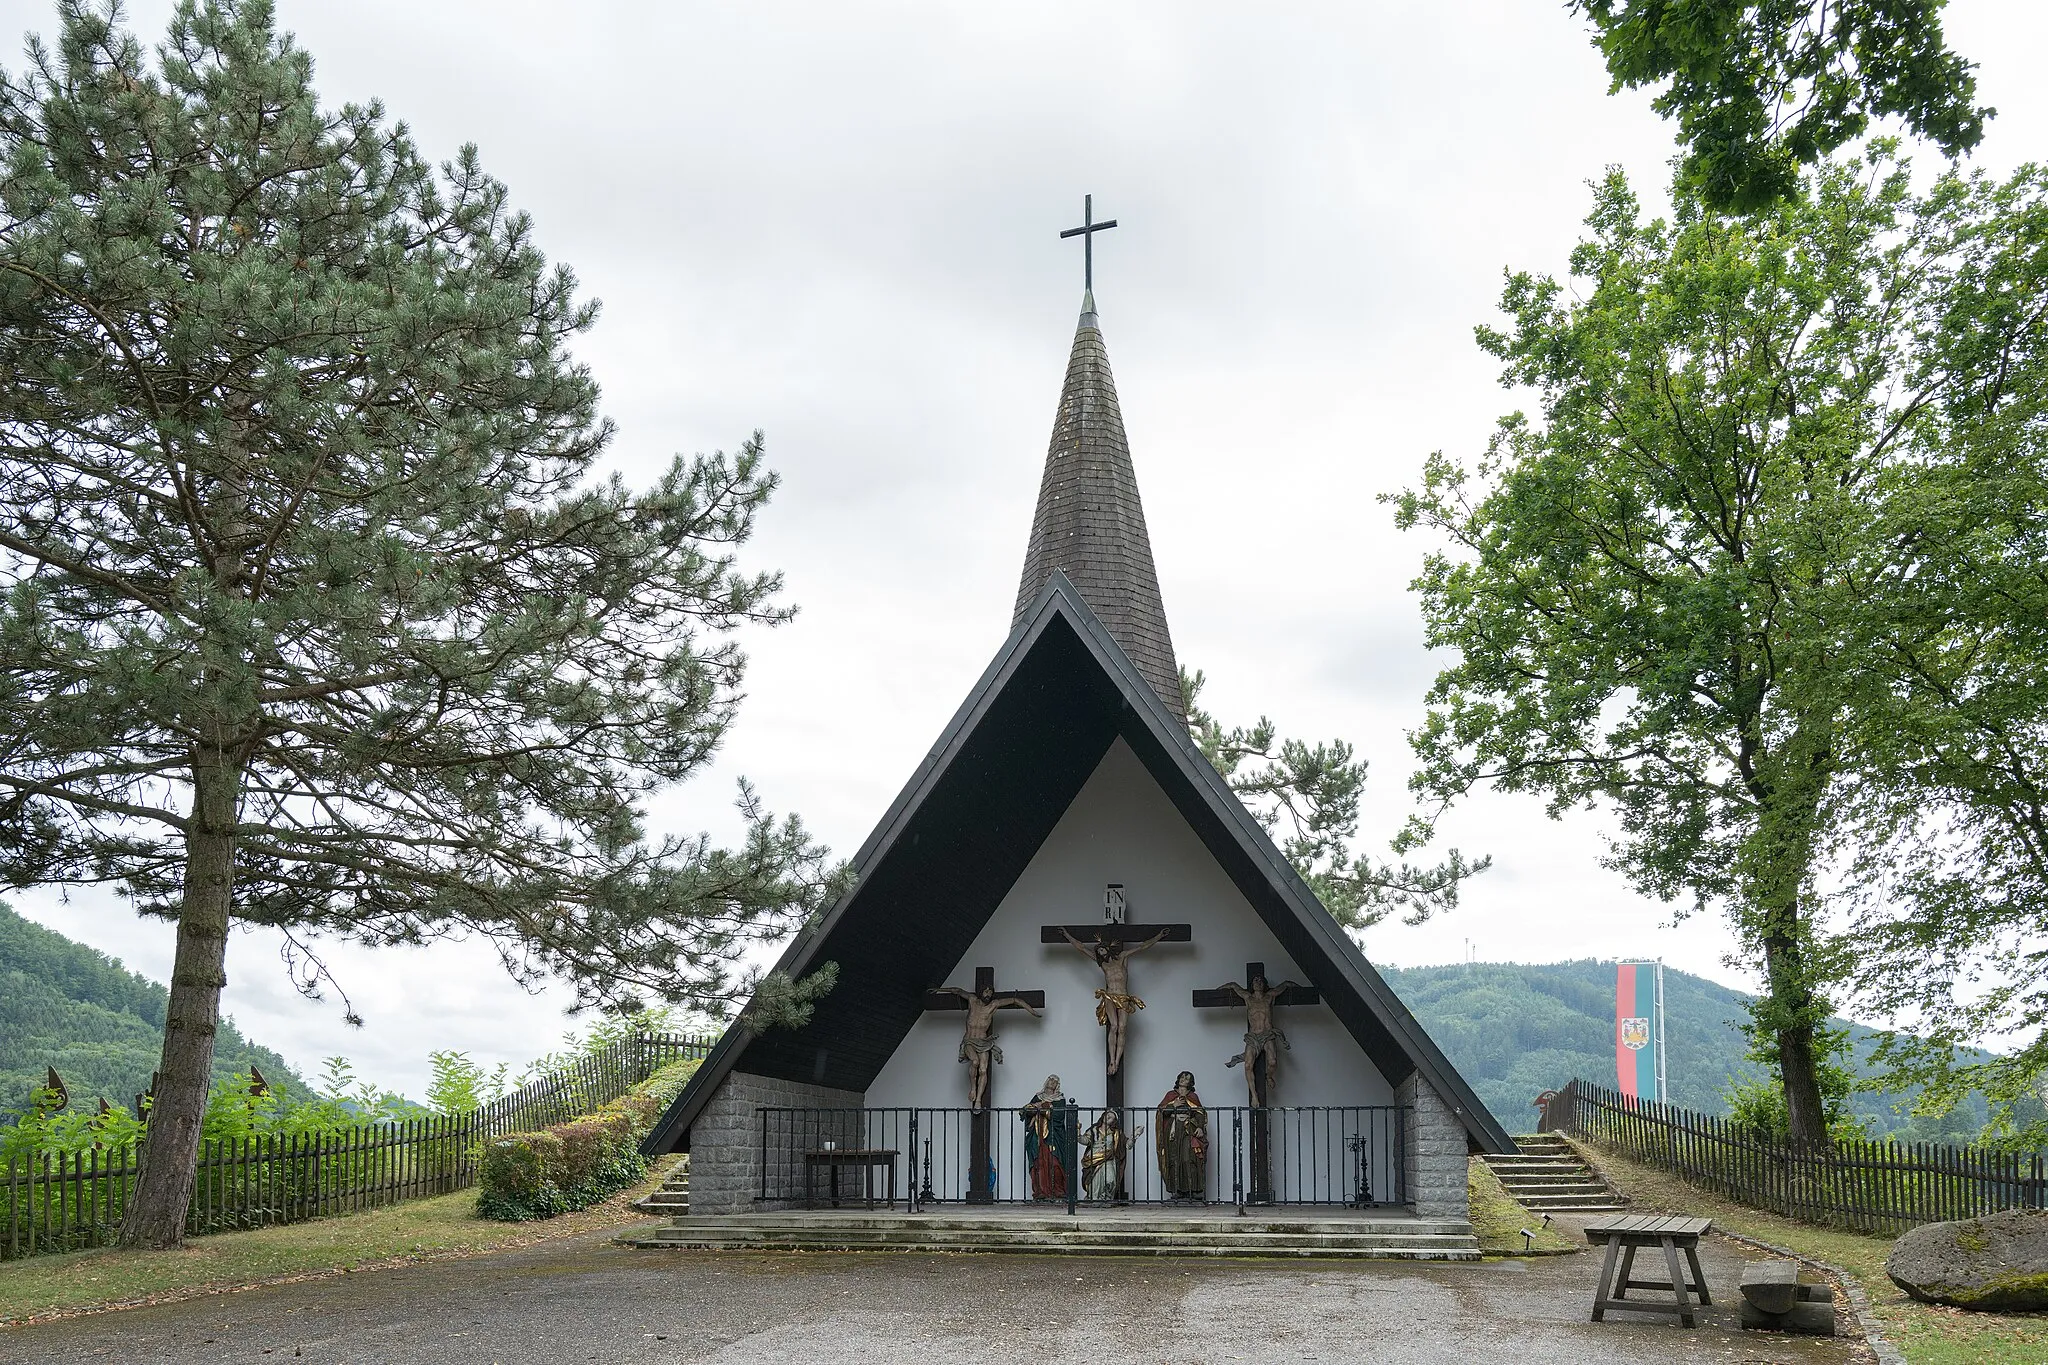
[643,258,1511,1228]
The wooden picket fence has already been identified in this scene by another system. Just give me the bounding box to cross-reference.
[1544,1078,2048,1235]
[2,1030,712,1259]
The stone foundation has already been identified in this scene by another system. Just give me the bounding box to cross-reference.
[685,1070,864,1216]
[1399,1072,1472,1221]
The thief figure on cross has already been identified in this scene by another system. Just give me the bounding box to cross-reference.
[1194,963,1322,1108]
[1221,973,1304,1107]
[925,968,1044,1111]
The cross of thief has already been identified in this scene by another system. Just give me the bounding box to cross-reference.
[1194,962,1321,1205]
[1192,962,1321,1108]
[923,966,1046,1205]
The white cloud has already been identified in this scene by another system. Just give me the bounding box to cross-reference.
[3,0,2041,1098]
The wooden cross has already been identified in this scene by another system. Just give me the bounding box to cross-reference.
[922,966,1045,1204]
[1040,920,1191,1113]
[1194,962,1321,1204]
[1059,193,1118,292]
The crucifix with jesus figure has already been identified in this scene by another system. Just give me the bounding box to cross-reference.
[1040,902,1191,1203]
[922,966,1043,1204]
[1194,962,1321,1203]
[1040,918,1191,1110]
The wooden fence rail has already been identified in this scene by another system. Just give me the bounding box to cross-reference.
[2,1030,712,1260]
[1543,1077,2048,1235]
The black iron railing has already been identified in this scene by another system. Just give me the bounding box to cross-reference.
[755,1105,1408,1213]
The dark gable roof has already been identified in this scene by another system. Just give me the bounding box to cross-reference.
[644,573,1513,1155]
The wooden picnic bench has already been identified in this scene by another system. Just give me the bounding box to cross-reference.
[1584,1214,1713,1328]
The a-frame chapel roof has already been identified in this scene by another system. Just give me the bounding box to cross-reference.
[644,299,1511,1157]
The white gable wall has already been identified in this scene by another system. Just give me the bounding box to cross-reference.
[865,738,1397,1113]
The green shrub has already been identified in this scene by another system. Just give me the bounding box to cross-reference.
[475,1058,696,1222]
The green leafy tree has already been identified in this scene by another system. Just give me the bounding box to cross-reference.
[1825,167,2048,1149]
[1180,668,1487,928]
[1572,0,1990,212]
[425,1050,507,1116]
[1722,1022,1865,1142]
[0,0,842,1248]
[1391,147,2048,1147]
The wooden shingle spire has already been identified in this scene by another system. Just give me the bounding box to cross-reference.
[1014,293,1184,721]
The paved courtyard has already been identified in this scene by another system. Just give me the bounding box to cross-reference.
[1,1224,1866,1365]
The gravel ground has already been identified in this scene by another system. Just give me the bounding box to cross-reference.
[0,1222,1864,1364]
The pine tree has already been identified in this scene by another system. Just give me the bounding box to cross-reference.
[1179,669,1486,929]
[0,0,841,1247]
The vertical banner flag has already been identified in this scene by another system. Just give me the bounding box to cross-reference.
[1615,961,1663,1102]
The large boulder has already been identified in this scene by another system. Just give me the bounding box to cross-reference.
[1886,1209,2048,1313]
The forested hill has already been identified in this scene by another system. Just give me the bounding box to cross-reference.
[0,902,307,1115]
[1381,959,1964,1138]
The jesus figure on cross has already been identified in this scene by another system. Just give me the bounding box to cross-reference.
[1060,927,1167,1076]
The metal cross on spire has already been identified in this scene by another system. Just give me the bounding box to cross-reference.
[1059,194,1118,292]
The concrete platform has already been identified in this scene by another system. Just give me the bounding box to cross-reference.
[621,1204,1480,1259]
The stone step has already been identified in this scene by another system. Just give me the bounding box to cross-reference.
[637,1240,1480,1260]
[632,1160,692,1213]
[1479,1140,1622,1213]
[623,1225,1480,1260]
[671,1219,1474,1244]
[1491,1166,1608,1180]
[639,1225,1479,1249]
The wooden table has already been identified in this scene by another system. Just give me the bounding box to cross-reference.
[801,1148,899,1209]
[1584,1214,1713,1328]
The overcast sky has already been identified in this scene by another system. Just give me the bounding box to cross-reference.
[6,0,2046,1103]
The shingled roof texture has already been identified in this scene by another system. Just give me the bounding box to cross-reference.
[1014,305,1184,722]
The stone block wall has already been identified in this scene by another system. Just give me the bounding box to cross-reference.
[1398,1072,1471,1221]
[686,1070,864,1216]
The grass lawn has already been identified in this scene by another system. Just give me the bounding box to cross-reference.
[0,1167,668,1326]
[1573,1139,2048,1365]
[1467,1158,1576,1257]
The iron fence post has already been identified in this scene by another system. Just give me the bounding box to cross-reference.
[1233,1109,1244,1216]
[907,1111,920,1214]
[1065,1099,1079,1217]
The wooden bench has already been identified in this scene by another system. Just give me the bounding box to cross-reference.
[1584,1214,1713,1328]
[801,1148,899,1209]
[1738,1259,1836,1334]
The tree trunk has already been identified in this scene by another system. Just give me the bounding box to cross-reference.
[1774,994,1830,1148]
[1759,888,1832,1149]
[1742,712,1836,1151]
[119,751,240,1249]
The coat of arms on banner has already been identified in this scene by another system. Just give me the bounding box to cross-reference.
[1620,1016,1651,1051]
